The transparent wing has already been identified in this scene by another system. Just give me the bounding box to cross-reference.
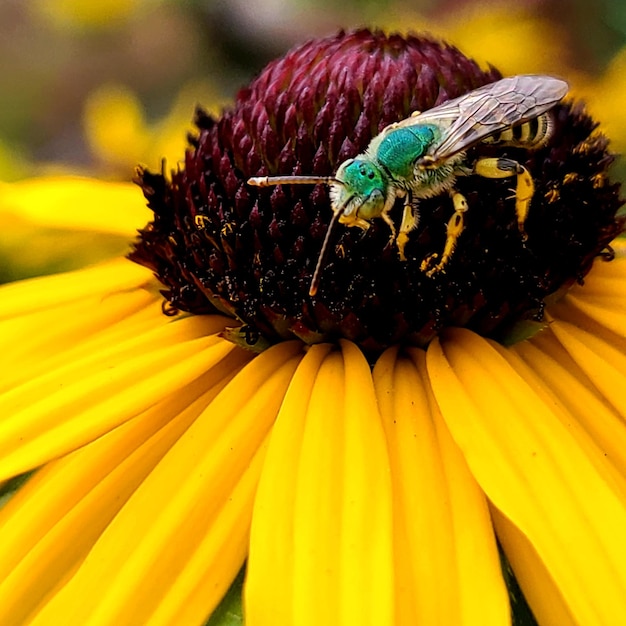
[396,75,568,163]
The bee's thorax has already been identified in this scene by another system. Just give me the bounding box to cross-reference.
[406,152,466,199]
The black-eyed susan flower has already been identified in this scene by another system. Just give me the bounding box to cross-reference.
[1,29,625,626]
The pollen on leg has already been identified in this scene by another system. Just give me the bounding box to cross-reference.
[513,167,534,241]
[474,157,535,241]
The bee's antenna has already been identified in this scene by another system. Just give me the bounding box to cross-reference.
[309,207,346,297]
[248,175,341,187]
[247,174,347,296]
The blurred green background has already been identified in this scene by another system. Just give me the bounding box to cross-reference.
[2,0,626,281]
[3,0,626,180]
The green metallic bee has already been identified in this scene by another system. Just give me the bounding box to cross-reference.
[248,74,569,296]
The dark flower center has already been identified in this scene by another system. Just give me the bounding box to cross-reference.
[129,29,624,354]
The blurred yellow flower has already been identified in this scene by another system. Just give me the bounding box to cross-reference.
[82,82,230,178]
[578,45,626,153]
[383,4,571,76]
[30,0,145,29]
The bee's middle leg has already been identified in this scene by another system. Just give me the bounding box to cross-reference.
[420,190,468,276]
[473,157,534,240]
[396,199,420,261]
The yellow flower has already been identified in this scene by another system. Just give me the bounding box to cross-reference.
[382,4,571,76]
[577,44,626,153]
[1,29,626,626]
[82,82,230,178]
[31,0,143,30]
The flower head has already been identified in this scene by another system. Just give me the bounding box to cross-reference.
[131,29,623,351]
[1,28,626,626]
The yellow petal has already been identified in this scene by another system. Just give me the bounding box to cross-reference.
[0,257,154,320]
[491,507,578,626]
[0,177,150,236]
[427,328,626,625]
[548,237,626,340]
[548,318,626,420]
[0,314,237,480]
[513,330,626,479]
[0,357,244,625]
[2,287,159,386]
[26,341,303,626]
[373,347,509,626]
[246,341,395,626]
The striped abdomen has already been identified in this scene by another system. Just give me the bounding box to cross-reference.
[482,112,554,149]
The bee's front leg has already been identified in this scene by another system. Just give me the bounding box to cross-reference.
[473,157,534,240]
[380,210,398,251]
[420,190,468,276]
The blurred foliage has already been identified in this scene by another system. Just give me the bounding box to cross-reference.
[1,0,626,280]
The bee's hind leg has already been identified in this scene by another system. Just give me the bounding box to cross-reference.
[420,190,468,276]
[473,156,534,240]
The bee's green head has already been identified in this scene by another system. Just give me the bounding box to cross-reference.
[333,158,389,223]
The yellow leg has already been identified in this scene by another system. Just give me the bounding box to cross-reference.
[420,191,468,276]
[514,170,533,241]
[381,210,398,251]
[396,202,420,261]
[473,157,534,240]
